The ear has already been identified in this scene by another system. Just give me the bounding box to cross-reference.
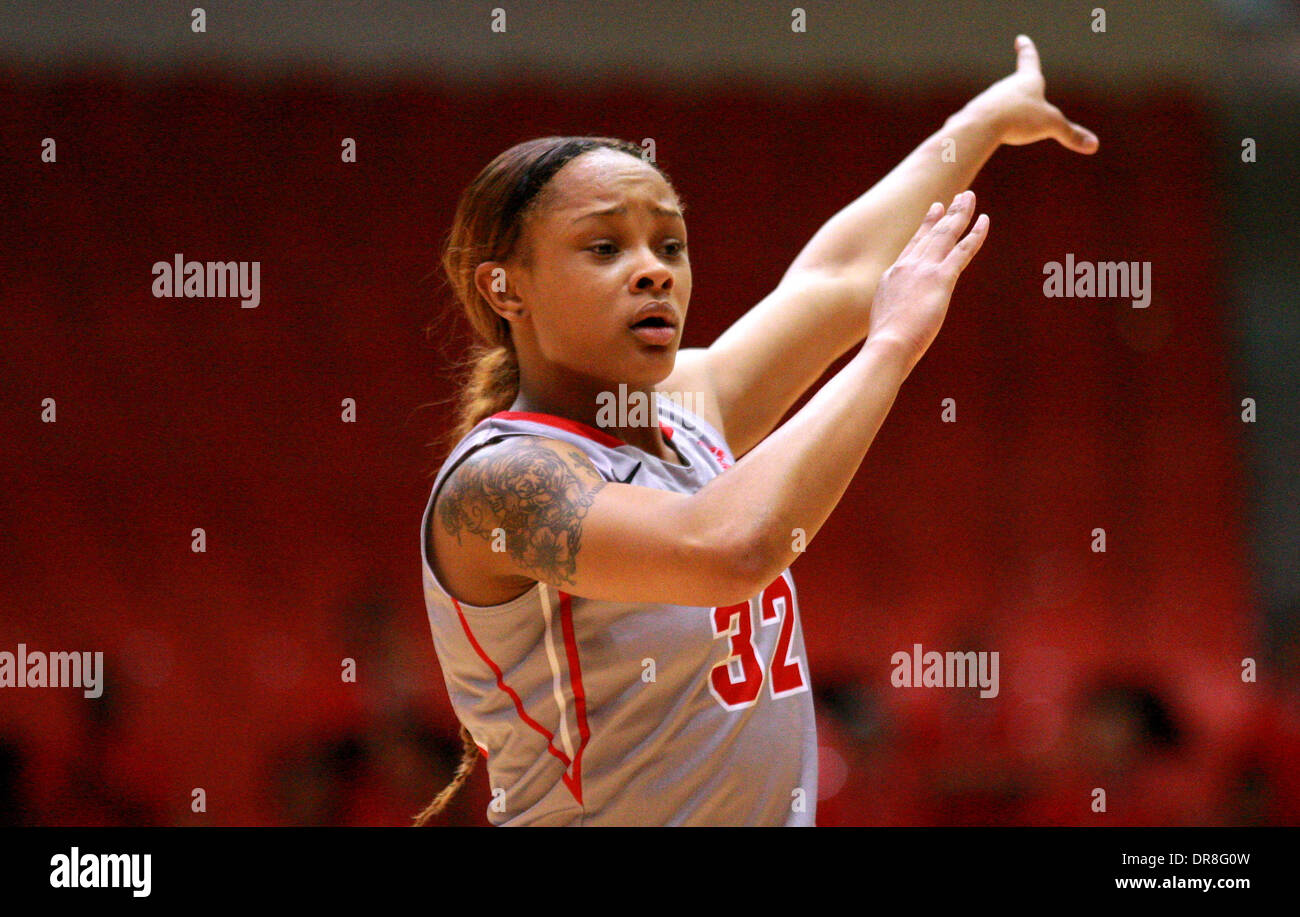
[474,260,527,322]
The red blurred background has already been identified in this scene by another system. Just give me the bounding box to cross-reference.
[2,2,1297,826]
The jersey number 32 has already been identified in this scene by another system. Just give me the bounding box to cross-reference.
[708,571,810,711]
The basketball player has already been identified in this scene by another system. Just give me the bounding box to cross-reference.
[417,36,1096,825]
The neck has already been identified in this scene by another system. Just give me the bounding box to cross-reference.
[510,374,672,461]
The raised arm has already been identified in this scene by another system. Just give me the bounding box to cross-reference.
[435,193,989,609]
[675,35,1097,458]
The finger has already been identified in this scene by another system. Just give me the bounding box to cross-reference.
[917,191,975,260]
[918,190,976,261]
[898,201,945,260]
[944,212,990,274]
[1057,117,1100,153]
[1015,34,1041,73]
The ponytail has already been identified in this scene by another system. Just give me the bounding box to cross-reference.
[412,726,480,826]
[452,342,519,442]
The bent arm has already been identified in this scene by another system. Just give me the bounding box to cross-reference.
[701,107,1001,459]
[783,107,1002,282]
[437,196,988,610]
[691,336,914,592]
[702,36,1097,458]
[435,436,762,608]
[435,338,912,610]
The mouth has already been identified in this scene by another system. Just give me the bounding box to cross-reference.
[628,301,680,346]
[629,316,677,347]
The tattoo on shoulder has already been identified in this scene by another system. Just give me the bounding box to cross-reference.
[438,438,607,588]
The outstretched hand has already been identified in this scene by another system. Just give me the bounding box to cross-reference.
[865,190,989,374]
[971,35,1099,154]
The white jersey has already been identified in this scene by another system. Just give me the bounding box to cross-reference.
[420,397,817,825]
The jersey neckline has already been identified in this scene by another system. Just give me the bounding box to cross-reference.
[489,410,683,462]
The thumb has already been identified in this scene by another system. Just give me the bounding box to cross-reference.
[1059,118,1100,153]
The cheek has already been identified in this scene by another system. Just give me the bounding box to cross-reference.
[540,312,605,356]
[531,280,617,358]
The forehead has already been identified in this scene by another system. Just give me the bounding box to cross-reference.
[543,148,678,215]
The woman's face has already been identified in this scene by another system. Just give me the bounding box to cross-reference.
[503,147,691,387]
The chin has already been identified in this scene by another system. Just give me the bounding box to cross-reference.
[631,343,678,377]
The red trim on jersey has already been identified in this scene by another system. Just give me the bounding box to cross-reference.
[451,598,574,776]
[557,590,592,806]
[491,411,625,448]
[698,439,733,470]
[491,410,675,450]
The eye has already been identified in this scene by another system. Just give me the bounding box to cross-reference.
[586,240,686,258]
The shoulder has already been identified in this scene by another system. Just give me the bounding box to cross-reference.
[441,435,605,500]
[435,435,607,538]
[430,435,610,604]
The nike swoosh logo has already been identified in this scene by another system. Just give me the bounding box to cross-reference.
[615,462,642,484]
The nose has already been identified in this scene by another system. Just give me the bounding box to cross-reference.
[630,247,674,294]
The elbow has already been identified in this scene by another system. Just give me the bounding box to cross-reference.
[705,524,787,607]
[678,495,786,607]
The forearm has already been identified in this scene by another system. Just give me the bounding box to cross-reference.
[786,103,1003,283]
[689,336,913,589]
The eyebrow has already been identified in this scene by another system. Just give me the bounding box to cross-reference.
[571,204,685,224]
